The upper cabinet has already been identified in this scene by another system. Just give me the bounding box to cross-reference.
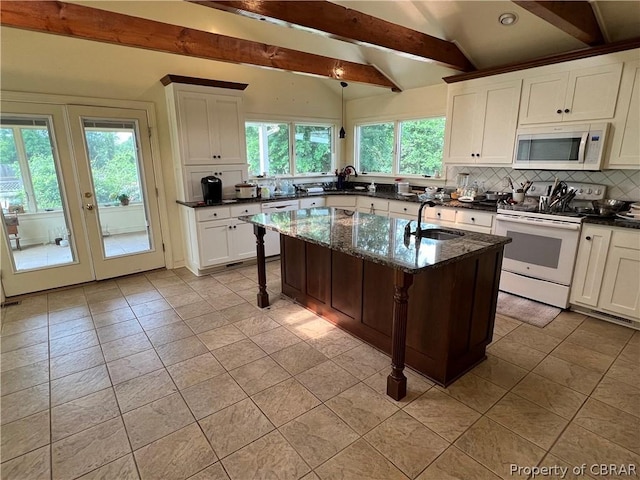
[606,59,640,169]
[444,79,521,165]
[519,63,623,124]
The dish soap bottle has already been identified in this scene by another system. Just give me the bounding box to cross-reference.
[368,182,376,193]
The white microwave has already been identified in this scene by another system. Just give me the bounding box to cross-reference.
[513,122,609,170]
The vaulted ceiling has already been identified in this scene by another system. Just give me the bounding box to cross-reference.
[1,1,639,99]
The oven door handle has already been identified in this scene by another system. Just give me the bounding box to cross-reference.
[496,215,581,231]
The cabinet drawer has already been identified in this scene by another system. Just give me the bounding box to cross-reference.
[230,203,261,217]
[389,201,419,217]
[195,207,230,222]
[356,197,389,212]
[426,207,455,223]
[262,200,299,212]
[325,195,356,208]
[456,210,494,228]
[299,197,326,209]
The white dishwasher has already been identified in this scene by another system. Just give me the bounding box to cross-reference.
[261,199,299,257]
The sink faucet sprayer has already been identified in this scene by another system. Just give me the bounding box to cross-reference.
[404,200,436,247]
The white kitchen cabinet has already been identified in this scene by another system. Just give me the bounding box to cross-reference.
[388,200,419,220]
[571,224,640,326]
[422,205,494,234]
[607,59,640,169]
[444,79,521,165]
[197,219,233,267]
[356,197,389,215]
[325,195,356,210]
[424,206,456,226]
[184,164,246,201]
[299,197,326,209]
[261,200,299,257]
[519,63,623,124]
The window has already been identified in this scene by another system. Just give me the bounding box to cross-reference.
[246,121,334,176]
[356,116,445,176]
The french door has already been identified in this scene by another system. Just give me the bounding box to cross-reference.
[1,101,165,297]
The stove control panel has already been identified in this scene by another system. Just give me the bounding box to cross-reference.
[526,182,607,201]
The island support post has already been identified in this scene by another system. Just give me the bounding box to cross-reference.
[254,225,270,308]
[387,269,414,400]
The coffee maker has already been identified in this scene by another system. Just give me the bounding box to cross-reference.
[201,176,222,205]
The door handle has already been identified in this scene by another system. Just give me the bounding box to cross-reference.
[85,203,94,211]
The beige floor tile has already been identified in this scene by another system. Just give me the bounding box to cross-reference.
[166,353,225,390]
[130,299,172,318]
[76,454,139,480]
[437,373,507,413]
[96,319,143,344]
[225,277,258,293]
[50,345,105,380]
[101,332,153,363]
[156,282,195,298]
[203,292,245,310]
[326,383,398,435]
[51,388,120,441]
[174,300,216,320]
[251,378,320,427]
[156,336,209,367]
[188,462,230,480]
[86,288,124,305]
[333,344,390,381]
[1,314,48,336]
[197,324,247,351]
[229,356,291,395]
[114,368,177,413]
[579,317,635,342]
[51,364,111,406]
[0,359,49,397]
[184,311,229,334]
[540,311,586,340]
[89,297,130,315]
[233,314,280,337]
[364,368,434,407]
[199,398,274,458]
[48,305,91,325]
[551,424,640,480]
[122,393,194,450]
[512,373,587,419]
[565,328,628,357]
[404,388,480,442]
[49,294,87,313]
[296,360,359,402]
[107,349,163,385]
[574,398,640,454]
[606,357,640,388]
[283,316,336,340]
[471,354,527,390]
[125,290,163,306]
[307,328,362,358]
[1,342,49,372]
[454,417,545,479]
[266,303,318,327]
[365,410,449,478]
[416,446,501,480]
[148,276,186,289]
[271,342,328,376]
[532,355,603,395]
[212,338,267,371]
[505,324,562,354]
[145,321,194,347]
[136,309,183,331]
[222,430,309,480]
[51,416,131,480]
[250,326,302,354]
[618,338,639,365]
[0,383,49,425]
[0,410,50,462]
[550,341,615,374]
[280,404,359,469]
[0,445,50,480]
[219,302,262,322]
[182,373,247,420]
[212,271,246,283]
[315,438,408,480]
[1,326,48,353]
[49,330,99,358]
[591,376,640,418]
[486,337,546,370]
[134,423,216,480]
[493,314,521,337]
[486,392,569,449]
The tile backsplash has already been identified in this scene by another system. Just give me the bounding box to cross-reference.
[445,167,640,201]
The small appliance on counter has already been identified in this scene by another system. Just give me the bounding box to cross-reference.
[201,176,222,205]
[235,182,258,199]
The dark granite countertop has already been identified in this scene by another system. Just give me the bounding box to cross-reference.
[239,207,511,274]
[583,215,640,230]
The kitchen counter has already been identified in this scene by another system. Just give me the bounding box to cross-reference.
[241,207,511,398]
[583,215,640,230]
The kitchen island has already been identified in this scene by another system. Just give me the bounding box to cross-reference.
[240,207,511,399]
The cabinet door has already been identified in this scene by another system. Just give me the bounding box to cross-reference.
[444,89,480,163]
[565,63,622,122]
[177,92,218,165]
[599,230,640,319]
[477,80,521,164]
[214,165,247,200]
[519,73,568,124]
[197,220,232,267]
[608,60,640,169]
[570,225,611,307]
[214,97,245,164]
[231,220,258,260]
[264,230,281,257]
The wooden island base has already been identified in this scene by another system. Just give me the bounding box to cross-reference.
[278,236,503,388]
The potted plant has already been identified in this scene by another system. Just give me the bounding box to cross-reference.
[116,193,130,206]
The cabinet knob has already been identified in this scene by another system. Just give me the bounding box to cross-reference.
[586,236,592,241]
[437,212,441,217]
[557,109,562,114]
[564,108,570,113]
[233,225,237,229]
[471,153,476,157]
[213,213,217,217]
[403,208,407,211]
[476,153,480,157]
[471,217,475,222]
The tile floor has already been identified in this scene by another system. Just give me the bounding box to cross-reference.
[1,261,638,480]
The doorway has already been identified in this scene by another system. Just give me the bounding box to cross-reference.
[1,101,165,297]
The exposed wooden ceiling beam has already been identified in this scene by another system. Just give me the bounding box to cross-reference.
[513,1,604,46]
[0,1,400,91]
[189,0,474,72]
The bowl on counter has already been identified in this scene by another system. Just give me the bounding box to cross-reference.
[592,199,626,217]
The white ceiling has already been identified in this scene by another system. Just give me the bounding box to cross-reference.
[7,1,640,100]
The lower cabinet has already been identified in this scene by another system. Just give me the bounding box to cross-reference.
[388,200,419,220]
[261,199,299,257]
[325,195,356,210]
[571,224,640,324]
[356,197,389,215]
[423,205,495,234]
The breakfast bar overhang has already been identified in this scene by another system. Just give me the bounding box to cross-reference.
[241,207,511,400]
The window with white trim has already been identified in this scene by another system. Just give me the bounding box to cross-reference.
[356,116,445,176]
